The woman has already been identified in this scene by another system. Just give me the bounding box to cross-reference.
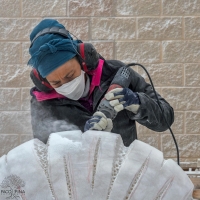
[28,19,174,146]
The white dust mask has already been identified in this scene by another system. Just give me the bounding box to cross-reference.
[55,70,85,100]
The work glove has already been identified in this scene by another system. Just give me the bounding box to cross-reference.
[105,88,140,114]
[84,111,113,132]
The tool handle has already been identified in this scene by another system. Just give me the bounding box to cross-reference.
[97,67,132,120]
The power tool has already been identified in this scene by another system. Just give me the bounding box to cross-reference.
[97,66,132,120]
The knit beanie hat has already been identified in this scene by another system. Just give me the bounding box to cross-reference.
[28,19,81,77]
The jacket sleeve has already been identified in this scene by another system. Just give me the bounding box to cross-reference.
[126,68,174,132]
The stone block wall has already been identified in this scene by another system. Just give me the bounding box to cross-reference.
[0,0,199,165]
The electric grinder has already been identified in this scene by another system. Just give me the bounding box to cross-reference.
[97,66,132,120]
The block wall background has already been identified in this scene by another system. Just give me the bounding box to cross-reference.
[0,0,200,166]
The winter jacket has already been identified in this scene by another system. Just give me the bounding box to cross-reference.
[30,59,174,146]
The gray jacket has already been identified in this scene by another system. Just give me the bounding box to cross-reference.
[30,59,174,146]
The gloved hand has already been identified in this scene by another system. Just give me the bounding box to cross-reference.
[105,88,140,114]
[84,111,113,132]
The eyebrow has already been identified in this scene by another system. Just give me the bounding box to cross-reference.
[49,70,74,84]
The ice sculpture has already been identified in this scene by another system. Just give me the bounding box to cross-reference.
[0,130,194,200]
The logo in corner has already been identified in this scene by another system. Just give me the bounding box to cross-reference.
[0,174,25,200]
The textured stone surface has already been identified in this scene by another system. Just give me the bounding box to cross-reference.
[57,19,89,41]
[185,17,200,40]
[0,43,21,64]
[0,0,21,17]
[22,42,31,64]
[0,89,21,111]
[69,0,112,16]
[162,135,200,158]
[138,133,160,150]
[162,88,200,111]
[23,0,66,16]
[115,0,160,16]
[186,112,200,135]
[185,64,200,87]
[0,134,19,157]
[137,123,161,135]
[116,42,160,63]
[0,65,33,87]
[163,41,200,63]
[138,18,182,40]
[92,42,114,60]
[91,18,136,40]
[0,19,40,41]
[163,0,200,15]
[179,158,199,168]
[0,111,32,134]
[20,134,33,144]
[138,64,183,87]
[163,112,185,135]
[21,88,31,111]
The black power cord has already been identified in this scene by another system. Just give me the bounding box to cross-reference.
[125,63,180,166]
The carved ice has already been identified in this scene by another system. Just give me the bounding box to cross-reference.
[0,130,194,200]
